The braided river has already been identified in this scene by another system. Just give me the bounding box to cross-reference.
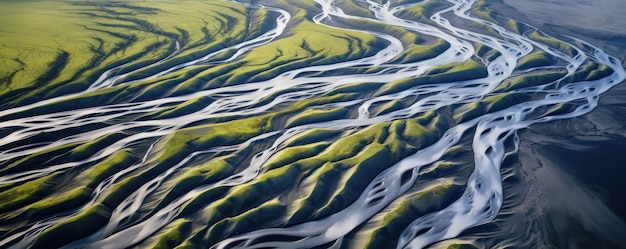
[0,0,624,248]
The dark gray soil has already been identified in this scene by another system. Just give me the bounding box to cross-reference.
[429,1,626,248]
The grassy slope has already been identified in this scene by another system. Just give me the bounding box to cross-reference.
[0,0,603,248]
[0,0,251,108]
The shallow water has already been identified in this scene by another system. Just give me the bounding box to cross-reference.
[0,0,624,248]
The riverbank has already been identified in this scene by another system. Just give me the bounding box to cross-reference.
[435,1,626,248]
[500,0,626,62]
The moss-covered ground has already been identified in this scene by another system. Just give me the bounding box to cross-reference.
[0,0,613,248]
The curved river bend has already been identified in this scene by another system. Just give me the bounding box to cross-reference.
[0,0,623,248]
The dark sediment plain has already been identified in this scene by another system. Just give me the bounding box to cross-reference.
[0,0,624,248]
[439,1,626,249]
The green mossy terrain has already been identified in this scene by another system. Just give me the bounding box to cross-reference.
[494,69,567,92]
[397,1,452,24]
[528,30,578,58]
[0,0,260,108]
[377,59,489,95]
[350,182,461,249]
[516,50,556,70]
[0,0,613,248]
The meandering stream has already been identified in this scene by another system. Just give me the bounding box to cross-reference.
[0,0,623,248]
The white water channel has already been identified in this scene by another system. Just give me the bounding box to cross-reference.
[0,0,623,248]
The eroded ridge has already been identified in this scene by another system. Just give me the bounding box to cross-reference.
[0,0,623,248]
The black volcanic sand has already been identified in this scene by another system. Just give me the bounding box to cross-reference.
[429,1,626,248]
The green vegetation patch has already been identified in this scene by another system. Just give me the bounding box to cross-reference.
[350,181,461,249]
[286,107,348,128]
[528,30,578,58]
[391,39,451,64]
[282,128,342,147]
[0,173,61,215]
[471,0,498,23]
[30,204,112,249]
[495,69,567,92]
[149,218,192,249]
[474,43,502,64]
[571,61,615,82]
[397,1,452,24]
[214,15,383,86]
[374,100,407,116]
[516,50,557,70]
[454,93,531,122]
[0,0,259,108]
[505,19,531,35]
[378,59,488,95]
